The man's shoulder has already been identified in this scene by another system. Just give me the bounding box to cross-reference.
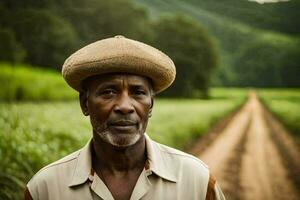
[28,149,81,184]
[151,139,209,170]
[26,146,88,199]
[38,149,80,172]
[149,139,210,197]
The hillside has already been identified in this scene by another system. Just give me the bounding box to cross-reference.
[178,0,300,35]
[136,0,300,86]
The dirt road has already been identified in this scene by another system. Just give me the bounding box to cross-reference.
[194,92,300,200]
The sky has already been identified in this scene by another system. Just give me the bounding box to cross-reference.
[249,0,289,3]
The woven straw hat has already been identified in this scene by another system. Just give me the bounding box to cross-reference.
[62,35,176,93]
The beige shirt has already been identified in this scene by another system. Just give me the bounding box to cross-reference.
[27,135,225,200]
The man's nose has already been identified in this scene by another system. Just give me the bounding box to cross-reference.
[114,93,134,114]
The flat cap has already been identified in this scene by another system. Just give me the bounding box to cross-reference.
[62,35,176,93]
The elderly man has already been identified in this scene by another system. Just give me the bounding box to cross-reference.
[25,36,225,200]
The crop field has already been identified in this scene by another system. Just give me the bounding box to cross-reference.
[258,88,300,145]
[0,63,249,198]
[148,98,244,148]
[0,63,77,101]
[0,92,246,199]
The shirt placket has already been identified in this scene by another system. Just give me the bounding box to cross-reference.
[89,171,115,200]
[129,168,152,200]
[88,167,152,200]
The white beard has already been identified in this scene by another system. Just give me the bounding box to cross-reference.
[91,118,144,148]
[99,131,142,148]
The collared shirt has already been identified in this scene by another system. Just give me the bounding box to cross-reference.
[27,135,225,200]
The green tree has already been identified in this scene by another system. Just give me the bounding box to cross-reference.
[11,9,78,69]
[0,28,26,63]
[279,43,300,87]
[233,37,300,87]
[151,15,218,97]
[274,0,300,35]
[0,0,152,69]
[57,0,151,44]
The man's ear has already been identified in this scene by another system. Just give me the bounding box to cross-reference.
[148,97,153,118]
[79,92,89,116]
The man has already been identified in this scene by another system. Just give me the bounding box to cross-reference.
[25,35,225,200]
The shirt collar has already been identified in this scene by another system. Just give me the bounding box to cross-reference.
[68,138,92,187]
[68,134,177,187]
[145,134,178,183]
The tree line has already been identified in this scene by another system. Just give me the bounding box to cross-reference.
[1,0,299,97]
[0,0,217,98]
[181,0,300,88]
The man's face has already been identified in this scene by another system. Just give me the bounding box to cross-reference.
[80,73,153,148]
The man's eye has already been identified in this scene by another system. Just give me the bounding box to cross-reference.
[100,89,116,96]
[135,90,146,95]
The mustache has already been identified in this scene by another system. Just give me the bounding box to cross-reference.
[108,119,138,126]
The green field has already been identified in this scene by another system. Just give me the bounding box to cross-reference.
[0,91,246,199]
[0,63,249,199]
[148,98,245,148]
[258,89,300,145]
[1,63,77,101]
[0,63,247,198]
[3,63,299,200]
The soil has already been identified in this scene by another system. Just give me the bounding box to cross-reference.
[189,91,300,200]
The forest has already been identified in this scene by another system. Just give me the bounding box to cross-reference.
[1,0,299,99]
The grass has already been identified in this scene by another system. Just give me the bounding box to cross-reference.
[0,63,248,199]
[210,87,249,100]
[257,88,300,145]
[0,90,246,199]
[148,98,243,149]
[0,102,91,199]
[0,62,77,101]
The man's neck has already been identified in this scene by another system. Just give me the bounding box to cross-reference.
[91,134,147,173]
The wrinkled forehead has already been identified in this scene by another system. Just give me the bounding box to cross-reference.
[82,73,153,91]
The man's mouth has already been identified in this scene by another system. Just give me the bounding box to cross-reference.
[108,120,137,131]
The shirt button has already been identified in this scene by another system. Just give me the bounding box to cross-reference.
[88,174,94,182]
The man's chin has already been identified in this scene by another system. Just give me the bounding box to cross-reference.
[102,132,142,148]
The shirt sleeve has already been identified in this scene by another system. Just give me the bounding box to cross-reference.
[213,181,226,200]
[205,172,226,200]
[24,187,33,200]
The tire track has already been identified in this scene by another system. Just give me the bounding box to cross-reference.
[198,94,253,196]
[263,106,300,197]
[219,115,251,200]
[197,92,300,200]
[239,93,299,200]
